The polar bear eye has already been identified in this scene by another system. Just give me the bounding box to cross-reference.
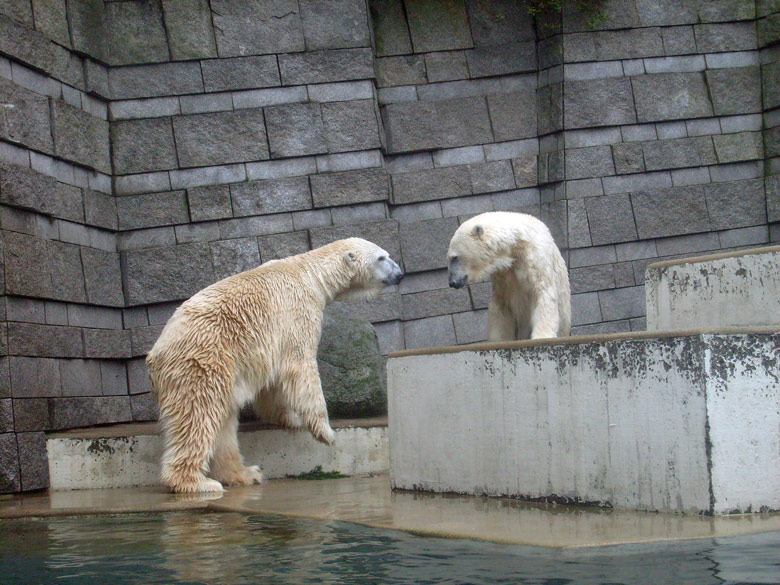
[378,255,387,262]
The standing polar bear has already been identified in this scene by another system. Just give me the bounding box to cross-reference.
[147,238,404,493]
[448,211,570,341]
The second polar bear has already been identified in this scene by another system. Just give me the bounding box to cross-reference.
[448,211,570,341]
[146,238,404,493]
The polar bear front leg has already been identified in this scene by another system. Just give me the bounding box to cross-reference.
[288,360,335,446]
[487,297,516,342]
[529,290,560,339]
[209,409,263,487]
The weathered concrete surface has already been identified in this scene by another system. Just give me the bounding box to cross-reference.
[388,330,780,515]
[646,245,780,330]
[47,419,388,490]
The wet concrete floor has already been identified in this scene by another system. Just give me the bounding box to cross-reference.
[1,475,778,549]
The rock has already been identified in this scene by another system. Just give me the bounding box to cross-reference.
[317,313,386,417]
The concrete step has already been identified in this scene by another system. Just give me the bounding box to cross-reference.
[388,329,779,515]
[47,417,388,490]
[645,244,780,330]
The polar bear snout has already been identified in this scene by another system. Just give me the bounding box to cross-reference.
[448,257,468,289]
[379,256,405,286]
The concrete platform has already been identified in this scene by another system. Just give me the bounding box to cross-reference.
[47,417,388,490]
[387,328,780,515]
[646,245,780,330]
[1,475,778,548]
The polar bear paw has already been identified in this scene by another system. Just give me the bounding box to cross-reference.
[214,464,263,487]
[313,425,336,446]
[167,474,225,494]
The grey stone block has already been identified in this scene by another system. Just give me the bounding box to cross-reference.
[126,358,152,395]
[12,398,48,432]
[709,161,762,183]
[465,42,536,78]
[201,56,280,92]
[9,356,60,398]
[265,103,326,158]
[718,225,769,248]
[231,176,312,216]
[375,55,426,88]
[451,309,488,344]
[174,110,270,168]
[655,121,690,140]
[2,232,50,298]
[321,100,382,153]
[370,0,412,56]
[706,67,762,116]
[118,227,176,252]
[178,93,232,116]
[571,292,602,326]
[565,60,624,81]
[8,323,82,358]
[621,124,657,143]
[248,157,318,180]
[317,150,382,173]
[713,132,763,164]
[279,48,374,85]
[671,167,711,187]
[130,392,159,422]
[511,155,538,188]
[432,146,484,168]
[122,307,148,330]
[569,245,617,268]
[440,193,493,218]
[398,268,448,294]
[643,55,705,74]
[570,264,615,294]
[257,231,310,261]
[721,113,762,134]
[403,314,456,349]
[83,189,118,231]
[116,191,188,231]
[660,25,696,55]
[310,219,400,263]
[484,138,538,161]
[170,164,247,191]
[203,218,265,245]
[83,329,132,359]
[60,359,102,397]
[391,165,471,205]
[0,77,53,155]
[487,90,536,142]
[0,163,80,222]
[377,86,419,104]
[564,77,636,129]
[123,243,216,306]
[17,431,47,490]
[233,86,308,110]
[373,320,403,354]
[694,22,757,53]
[390,201,443,223]
[311,168,388,208]
[402,287,471,320]
[425,51,468,83]
[655,232,720,257]
[187,185,232,222]
[612,143,645,174]
[130,325,164,357]
[104,0,168,65]
[146,303,179,326]
[49,396,132,431]
[327,292,401,322]
[31,0,70,46]
[382,96,492,153]
[218,214,293,240]
[399,217,458,272]
[632,185,710,239]
[566,146,615,180]
[162,0,218,60]
[209,238,261,280]
[622,59,646,76]
[404,0,472,52]
[643,136,717,171]
[111,118,177,175]
[81,248,123,307]
[114,172,172,197]
[5,298,45,325]
[767,175,780,224]
[705,178,766,230]
[469,160,515,194]
[293,208,332,230]
[0,432,20,492]
[567,198,591,248]
[565,28,664,62]
[108,62,204,100]
[300,0,369,50]
[416,77,501,102]
[211,0,304,57]
[633,72,713,123]
[466,0,533,45]
[603,171,672,195]
[308,80,374,103]
[599,286,646,321]
[100,361,128,396]
[48,240,87,303]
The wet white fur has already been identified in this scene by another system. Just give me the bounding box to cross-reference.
[448,212,571,341]
[147,238,400,493]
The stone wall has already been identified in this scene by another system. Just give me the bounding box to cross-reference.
[0,0,777,492]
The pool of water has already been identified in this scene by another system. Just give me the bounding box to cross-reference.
[1,512,778,585]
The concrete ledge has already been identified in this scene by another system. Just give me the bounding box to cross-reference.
[47,417,388,490]
[646,245,780,330]
[388,333,779,515]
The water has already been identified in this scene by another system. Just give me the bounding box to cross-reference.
[1,512,778,585]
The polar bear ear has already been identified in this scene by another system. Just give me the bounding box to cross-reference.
[471,224,484,239]
[345,250,357,263]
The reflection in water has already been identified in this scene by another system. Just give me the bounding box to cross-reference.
[0,513,778,585]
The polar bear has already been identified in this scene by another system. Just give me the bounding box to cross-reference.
[146,238,404,493]
[447,211,570,341]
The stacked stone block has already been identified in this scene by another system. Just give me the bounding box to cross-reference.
[0,0,777,493]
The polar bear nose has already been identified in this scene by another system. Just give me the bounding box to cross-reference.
[449,274,467,289]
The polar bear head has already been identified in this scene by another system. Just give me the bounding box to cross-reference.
[447,212,518,289]
[334,238,404,301]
